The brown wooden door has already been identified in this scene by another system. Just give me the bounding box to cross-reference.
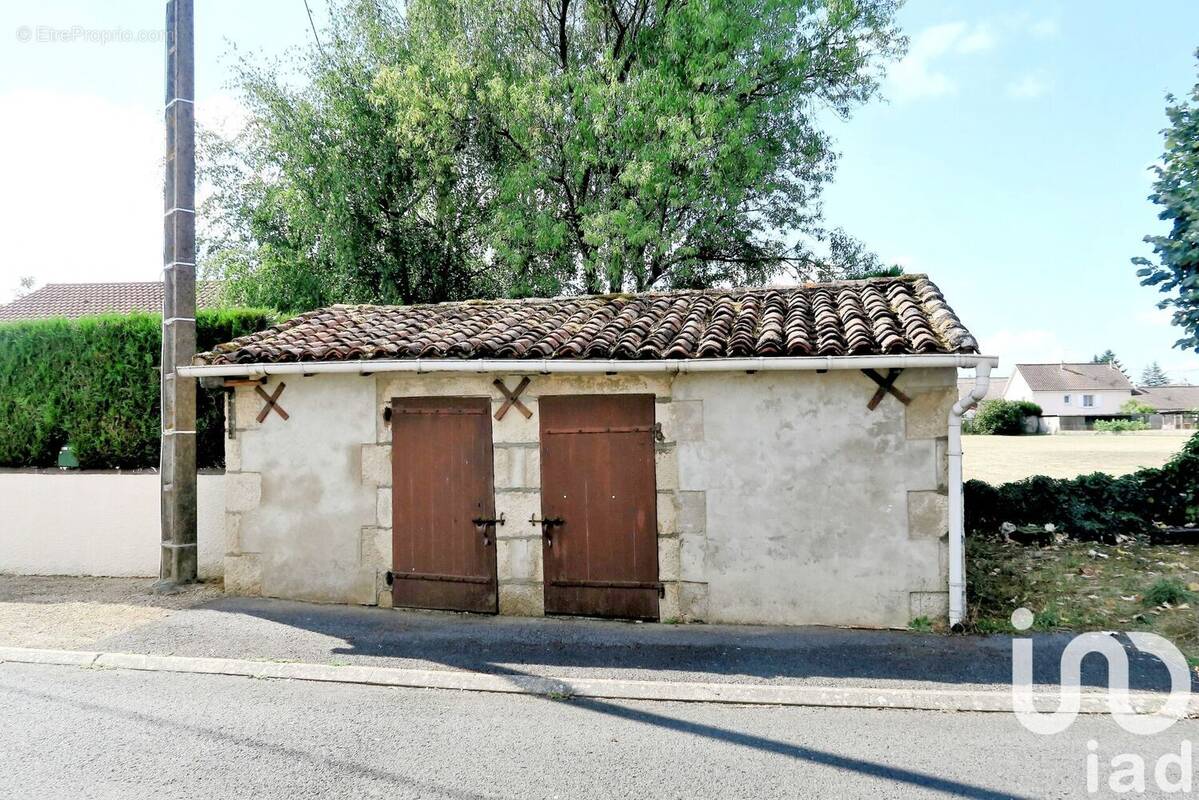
[391,397,497,613]
[539,394,659,620]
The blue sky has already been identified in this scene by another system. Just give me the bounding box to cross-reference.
[2,1,1197,382]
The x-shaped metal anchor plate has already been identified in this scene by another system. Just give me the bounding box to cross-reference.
[255,382,290,422]
[861,368,911,410]
[493,377,532,421]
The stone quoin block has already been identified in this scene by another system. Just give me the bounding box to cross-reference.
[907,491,949,540]
[658,536,681,582]
[375,570,393,608]
[233,385,267,432]
[224,512,242,555]
[935,437,950,492]
[678,491,706,537]
[654,445,680,491]
[909,591,950,621]
[224,436,242,473]
[679,533,707,583]
[905,387,957,440]
[224,554,263,596]
[225,472,261,513]
[656,491,679,536]
[659,582,681,622]
[493,490,542,538]
[493,444,540,490]
[900,438,938,492]
[376,487,392,529]
[679,582,709,622]
[360,525,391,571]
[497,537,543,583]
[498,582,545,617]
[669,400,704,442]
[360,444,392,488]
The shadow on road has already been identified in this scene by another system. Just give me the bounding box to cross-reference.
[92,595,1188,693]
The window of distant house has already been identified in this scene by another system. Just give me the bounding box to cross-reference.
[1083,394,1095,408]
[1064,394,1071,404]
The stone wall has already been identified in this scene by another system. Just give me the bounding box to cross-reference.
[223,366,955,627]
[673,368,954,627]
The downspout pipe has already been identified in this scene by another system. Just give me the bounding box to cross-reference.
[948,361,993,630]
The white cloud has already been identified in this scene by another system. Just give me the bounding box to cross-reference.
[887,22,995,102]
[982,328,1069,368]
[1006,72,1052,100]
[956,26,996,55]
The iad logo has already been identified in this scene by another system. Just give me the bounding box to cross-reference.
[1010,607,1192,736]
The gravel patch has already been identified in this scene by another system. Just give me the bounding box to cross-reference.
[0,576,222,649]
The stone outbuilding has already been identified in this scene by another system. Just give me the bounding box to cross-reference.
[184,275,996,628]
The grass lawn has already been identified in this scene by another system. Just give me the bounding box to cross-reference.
[967,537,1199,662]
[963,431,1191,485]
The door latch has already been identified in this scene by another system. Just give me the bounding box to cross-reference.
[472,513,505,546]
[530,515,564,546]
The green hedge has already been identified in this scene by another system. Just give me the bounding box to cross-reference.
[0,309,273,469]
[964,431,1199,540]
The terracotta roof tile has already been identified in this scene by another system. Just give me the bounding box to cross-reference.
[197,275,979,365]
[0,281,223,321]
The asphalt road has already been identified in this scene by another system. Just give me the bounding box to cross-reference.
[3,661,1196,799]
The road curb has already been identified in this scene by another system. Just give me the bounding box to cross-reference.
[0,645,1185,714]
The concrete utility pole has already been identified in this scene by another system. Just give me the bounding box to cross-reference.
[159,0,197,586]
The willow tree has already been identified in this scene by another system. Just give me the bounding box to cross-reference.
[203,0,905,308]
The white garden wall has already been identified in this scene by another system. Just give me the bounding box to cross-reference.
[0,473,225,578]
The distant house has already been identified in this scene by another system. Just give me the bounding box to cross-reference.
[1002,362,1133,416]
[1132,384,1199,414]
[0,281,223,322]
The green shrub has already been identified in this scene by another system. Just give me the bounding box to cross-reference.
[1143,578,1193,607]
[1093,419,1150,433]
[964,431,1199,540]
[1121,399,1156,415]
[0,309,273,469]
[971,399,1043,435]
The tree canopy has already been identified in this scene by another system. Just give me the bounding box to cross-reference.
[1135,49,1199,353]
[1141,361,1169,388]
[1092,349,1128,378]
[201,0,905,311]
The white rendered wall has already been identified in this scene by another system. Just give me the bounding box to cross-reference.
[0,473,224,578]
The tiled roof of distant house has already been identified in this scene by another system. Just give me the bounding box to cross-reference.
[957,376,1007,402]
[0,281,223,321]
[1013,363,1133,392]
[1133,384,1199,412]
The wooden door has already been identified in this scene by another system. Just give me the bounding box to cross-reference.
[390,397,497,613]
[539,394,659,620]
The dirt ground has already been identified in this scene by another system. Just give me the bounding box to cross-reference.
[967,537,1199,663]
[0,576,222,650]
[962,431,1192,484]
